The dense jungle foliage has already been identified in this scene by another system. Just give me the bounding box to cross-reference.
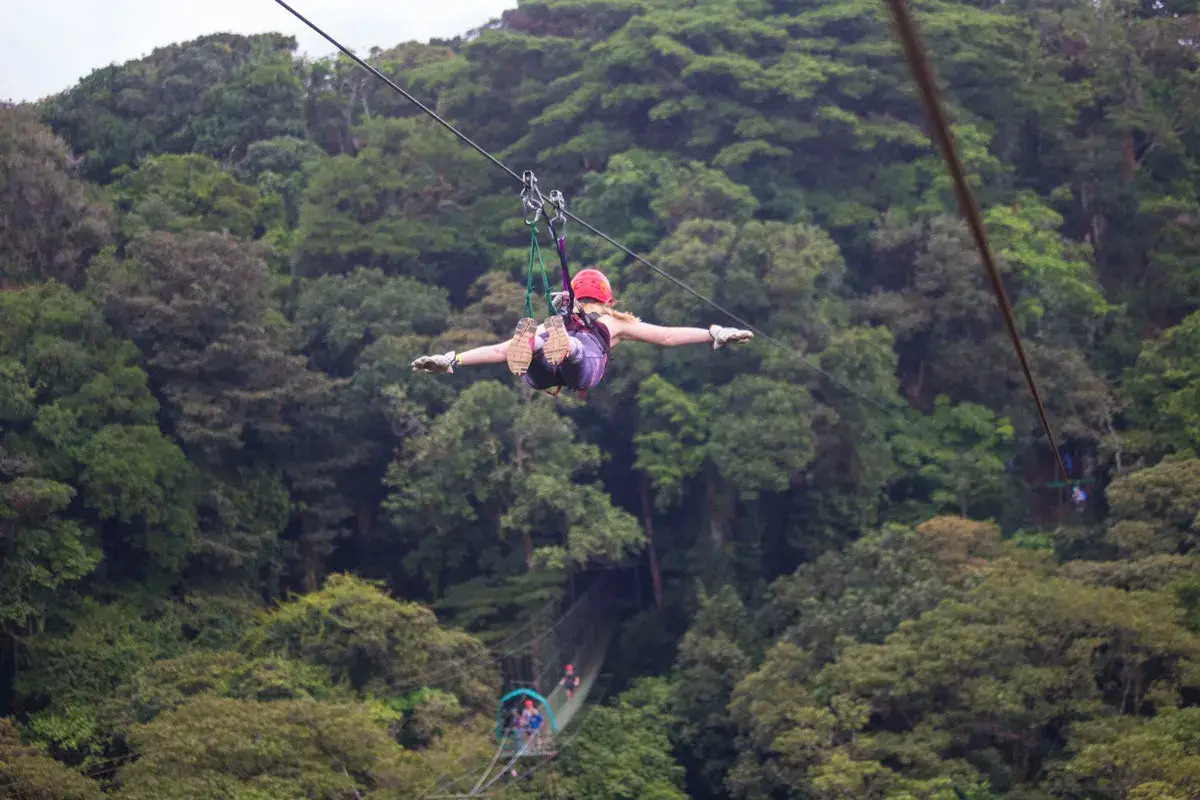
[2,0,1200,796]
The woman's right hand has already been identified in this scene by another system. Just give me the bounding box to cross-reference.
[411,351,457,373]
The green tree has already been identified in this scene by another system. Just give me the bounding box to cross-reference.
[240,573,497,710]
[116,695,416,799]
[0,282,193,625]
[558,678,690,800]
[0,718,103,800]
[101,650,344,737]
[292,116,496,291]
[294,267,452,377]
[1105,458,1200,558]
[41,33,304,182]
[385,381,643,592]
[670,585,754,800]
[235,135,326,249]
[891,395,1016,519]
[815,572,1200,794]
[192,47,306,161]
[1124,311,1200,459]
[1055,708,1200,799]
[92,231,328,462]
[863,212,1111,449]
[17,598,186,761]
[763,517,1012,665]
[108,154,264,242]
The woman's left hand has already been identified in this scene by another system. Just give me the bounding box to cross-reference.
[710,326,754,349]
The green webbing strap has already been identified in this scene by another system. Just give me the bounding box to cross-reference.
[523,221,554,319]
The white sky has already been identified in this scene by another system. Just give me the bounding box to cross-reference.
[1,0,518,102]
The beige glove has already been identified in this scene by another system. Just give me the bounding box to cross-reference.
[551,291,572,313]
[710,325,753,349]
[411,351,458,373]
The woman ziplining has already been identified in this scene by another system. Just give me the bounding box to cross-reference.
[410,174,753,395]
[410,267,753,393]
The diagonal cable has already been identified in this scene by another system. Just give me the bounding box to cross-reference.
[882,0,1069,480]
[271,0,522,183]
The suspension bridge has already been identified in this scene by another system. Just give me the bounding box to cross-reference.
[422,573,622,798]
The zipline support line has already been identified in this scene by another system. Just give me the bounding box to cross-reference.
[883,0,1069,482]
[271,0,522,184]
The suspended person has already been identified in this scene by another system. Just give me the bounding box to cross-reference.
[508,703,528,776]
[517,700,540,749]
[1072,484,1087,513]
[410,269,754,392]
[559,663,580,701]
[526,702,544,754]
[519,699,535,736]
[506,706,523,739]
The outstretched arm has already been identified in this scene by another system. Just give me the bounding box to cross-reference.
[608,318,753,349]
[411,340,509,373]
[612,320,713,347]
[457,341,509,367]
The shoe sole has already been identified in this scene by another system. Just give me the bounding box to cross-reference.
[543,315,570,366]
[507,317,537,375]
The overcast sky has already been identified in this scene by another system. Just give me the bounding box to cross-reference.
[2,0,517,102]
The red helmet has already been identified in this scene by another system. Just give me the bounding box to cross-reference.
[571,269,613,304]
[524,699,533,708]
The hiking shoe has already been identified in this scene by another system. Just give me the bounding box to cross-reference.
[543,315,570,366]
[506,317,537,375]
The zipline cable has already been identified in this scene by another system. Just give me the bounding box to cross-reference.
[883,0,1069,481]
[269,0,897,414]
[270,0,522,184]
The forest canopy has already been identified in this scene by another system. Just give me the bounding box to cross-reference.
[2,0,1200,797]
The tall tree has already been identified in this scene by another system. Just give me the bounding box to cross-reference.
[0,105,112,288]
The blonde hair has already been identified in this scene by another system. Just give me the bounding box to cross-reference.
[578,300,639,323]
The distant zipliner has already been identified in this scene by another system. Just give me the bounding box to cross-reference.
[410,174,753,395]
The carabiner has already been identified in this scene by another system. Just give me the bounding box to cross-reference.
[548,189,567,234]
[520,170,543,225]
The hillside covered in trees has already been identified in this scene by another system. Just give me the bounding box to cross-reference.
[2,0,1200,797]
